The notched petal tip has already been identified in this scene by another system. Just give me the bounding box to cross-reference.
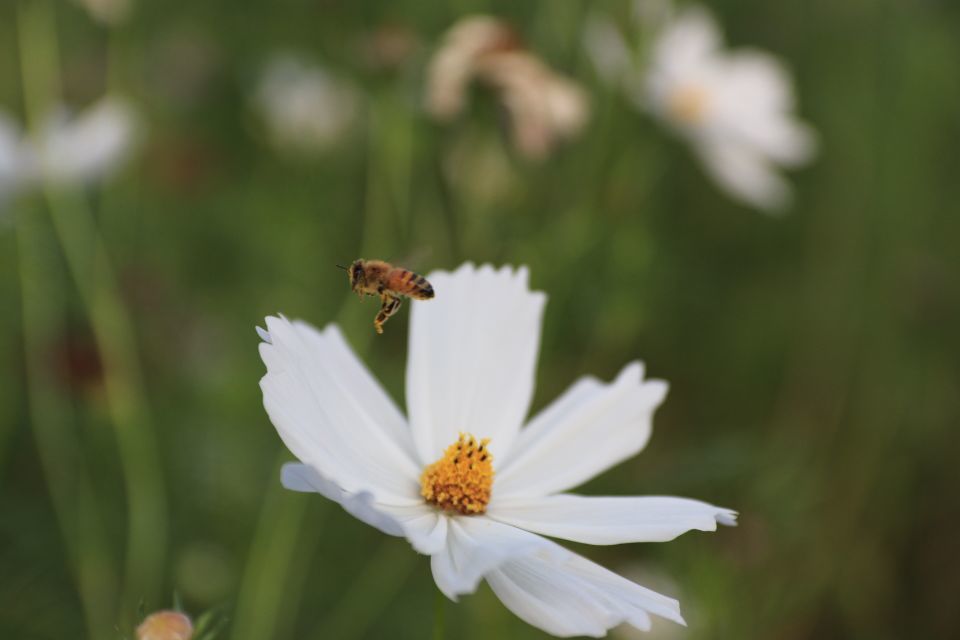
[256,325,272,343]
[716,509,738,527]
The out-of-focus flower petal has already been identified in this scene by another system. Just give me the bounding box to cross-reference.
[425,16,519,119]
[651,6,721,77]
[637,4,817,211]
[482,52,589,160]
[73,0,132,26]
[427,15,588,160]
[37,97,139,185]
[697,140,792,212]
[254,55,360,153]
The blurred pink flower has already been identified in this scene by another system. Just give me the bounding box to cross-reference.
[427,16,589,161]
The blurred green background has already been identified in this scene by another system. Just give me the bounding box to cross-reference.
[2,0,959,638]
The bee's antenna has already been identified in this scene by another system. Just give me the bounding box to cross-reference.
[335,264,349,271]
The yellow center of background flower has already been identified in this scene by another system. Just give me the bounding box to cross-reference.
[420,433,493,515]
[668,85,709,125]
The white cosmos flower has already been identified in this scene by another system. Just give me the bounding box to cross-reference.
[641,5,817,212]
[258,264,735,637]
[34,98,140,185]
[253,54,360,154]
[0,98,138,217]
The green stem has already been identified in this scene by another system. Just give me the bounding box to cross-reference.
[17,0,167,618]
[15,202,118,640]
[433,586,445,640]
[309,539,418,639]
[229,457,312,640]
[50,190,169,616]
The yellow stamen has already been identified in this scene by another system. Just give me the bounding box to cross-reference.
[668,85,709,125]
[420,433,494,515]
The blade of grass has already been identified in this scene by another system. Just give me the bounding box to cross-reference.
[308,539,419,640]
[228,455,312,640]
[15,201,118,639]
[17,0,168,619]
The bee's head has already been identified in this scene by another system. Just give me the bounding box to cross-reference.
[337,260,366,291]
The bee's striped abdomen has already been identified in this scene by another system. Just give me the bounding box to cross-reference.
[388,268,435,300]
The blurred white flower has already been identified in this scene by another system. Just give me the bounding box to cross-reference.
[642,6,817,211]
[253,55,360,154]
[0,98,139,215]
[72,0,131,26]
[34,98,140,185]
[258,263,735,637]
[586,4,816,212]
[427,16,588,161]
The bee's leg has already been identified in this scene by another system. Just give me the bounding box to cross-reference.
[374,294,402,334]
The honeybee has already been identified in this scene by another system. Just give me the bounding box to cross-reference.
[338,259,435,334]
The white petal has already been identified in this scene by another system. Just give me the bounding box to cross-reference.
[652,6,722,79]
[38,98,139,184]
[405,264,546,465]
[486,539,685,637]
[260,316,420,504]
[710,51,818,167]
[282,463,447,554]
[430,516,552,600]
[697,141,792,212]
[281,462,405,537]
[495,363,667,498]
[488,494,737,545]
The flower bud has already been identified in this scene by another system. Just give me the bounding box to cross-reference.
[136,611,193,640]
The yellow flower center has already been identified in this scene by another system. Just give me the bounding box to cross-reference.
[668,85,709,125]
[420,433,494,515]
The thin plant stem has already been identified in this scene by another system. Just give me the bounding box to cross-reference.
[233,106,407,638]
[433,586,445,640]
[229,457,312,640]
[309,539,418,640]
[47,189,169,616]
[15,202,118,640]
[17,0,167,618]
